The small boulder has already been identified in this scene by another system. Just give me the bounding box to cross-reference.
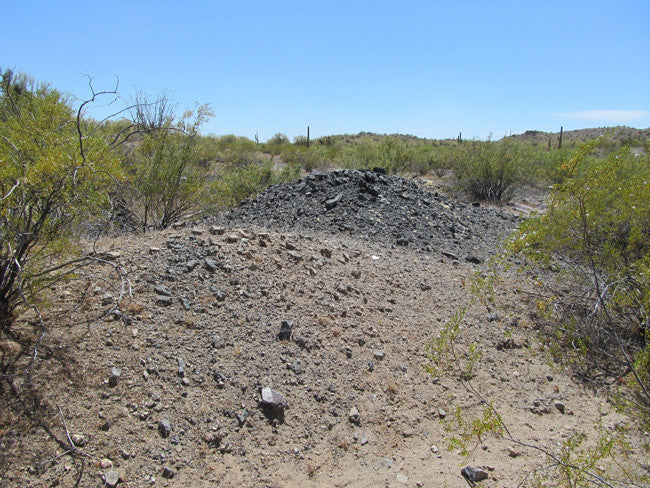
[461,466,489,485]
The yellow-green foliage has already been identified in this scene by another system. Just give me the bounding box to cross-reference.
[212,161,300,208]
[446,138,535,202]
[513,139,650,420]
[0,70,121,325]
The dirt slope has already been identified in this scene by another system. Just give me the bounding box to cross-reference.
[0,171,644,488]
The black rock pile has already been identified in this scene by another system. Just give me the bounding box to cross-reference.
[225,169,519,261]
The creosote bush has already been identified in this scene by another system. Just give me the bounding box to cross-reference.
[512,140,650,422]
[447,139,534,203]
[0,70,122,337]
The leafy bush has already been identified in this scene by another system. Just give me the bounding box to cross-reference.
[125,98,213,230]
[448,139,534,202]
[268,132,289,145]
[0,70,121,336]
[213,161,300,208]
[512,140,650,422]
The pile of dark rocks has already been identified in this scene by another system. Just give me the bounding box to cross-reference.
[225,169,519,262]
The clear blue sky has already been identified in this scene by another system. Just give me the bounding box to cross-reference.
[2,0,649,141]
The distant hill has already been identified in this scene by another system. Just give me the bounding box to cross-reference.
[315,127,650,148]
[506,126,650,147]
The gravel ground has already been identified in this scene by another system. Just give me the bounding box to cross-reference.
[0,171,644,488]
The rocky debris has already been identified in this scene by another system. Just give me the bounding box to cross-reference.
[102,469,120,487]
[108,367,121,387]
[158,418,171,438]
[554,401,566,414]
[177,357,186,377]
[226,169,519,260]
[70,433,87,447]
[260,387,288,422]
[496,337,521,350]
[155,295,174,307]
[349,406,361,425]
[162,466,176,479]
[277,320,293,341]
[507,445,523,458]
[461,466,489,485]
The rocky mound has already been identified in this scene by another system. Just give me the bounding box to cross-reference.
[225,169,519,262]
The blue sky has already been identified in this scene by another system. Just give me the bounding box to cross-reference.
[2,0,649,141]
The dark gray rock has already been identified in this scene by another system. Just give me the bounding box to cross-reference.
[154,284,172,296]
[108,367,121,387]
[260,387,287,422]
[155,295,173,307]
[158,418,171,438]
[177,357,186,377]
[204,258,219,272]
[277,321,293,341]
[461,466,489,484]
[224,169,519,261]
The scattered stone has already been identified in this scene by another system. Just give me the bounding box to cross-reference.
[348,406,360,425]
[70,434,87,447]
[211,334,225,349]
[396,473,408,484]
[162,466,176,479]
[430,445,439,453]
[155,295,174,307]
[177,357,186,377]
[204,432,223,446]
[108,367,121,388]
[289,362,304,374]
[100,458,113,469]
[236,410,250,426]
[213,372,226,388]
[287,250,303,261]
[154,284,172,296]
[320,248,332,259]
[373,350,385,361]
[215,290,227,302]
[496,337,521,350]
[441,250,459,260]
[325,193,343,210]
[179,296,192,311]
[507,445,522,458]
[102,469,120,487]
[461,466,489,484]
[219,440,234,453]
[209,226,225,235]
[158,418,171,438]
[204,258,219,272]
[554,401,566,414]
[437,408,447,419]
[260,387,288,421]
[277,320,293,341]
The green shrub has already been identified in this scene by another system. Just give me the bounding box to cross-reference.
[449,139,534,202]
[0,70,121,336]
[281,146,327,172]
[127,100,213,230]
[213,161,300,208]
[512,140,650,422]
